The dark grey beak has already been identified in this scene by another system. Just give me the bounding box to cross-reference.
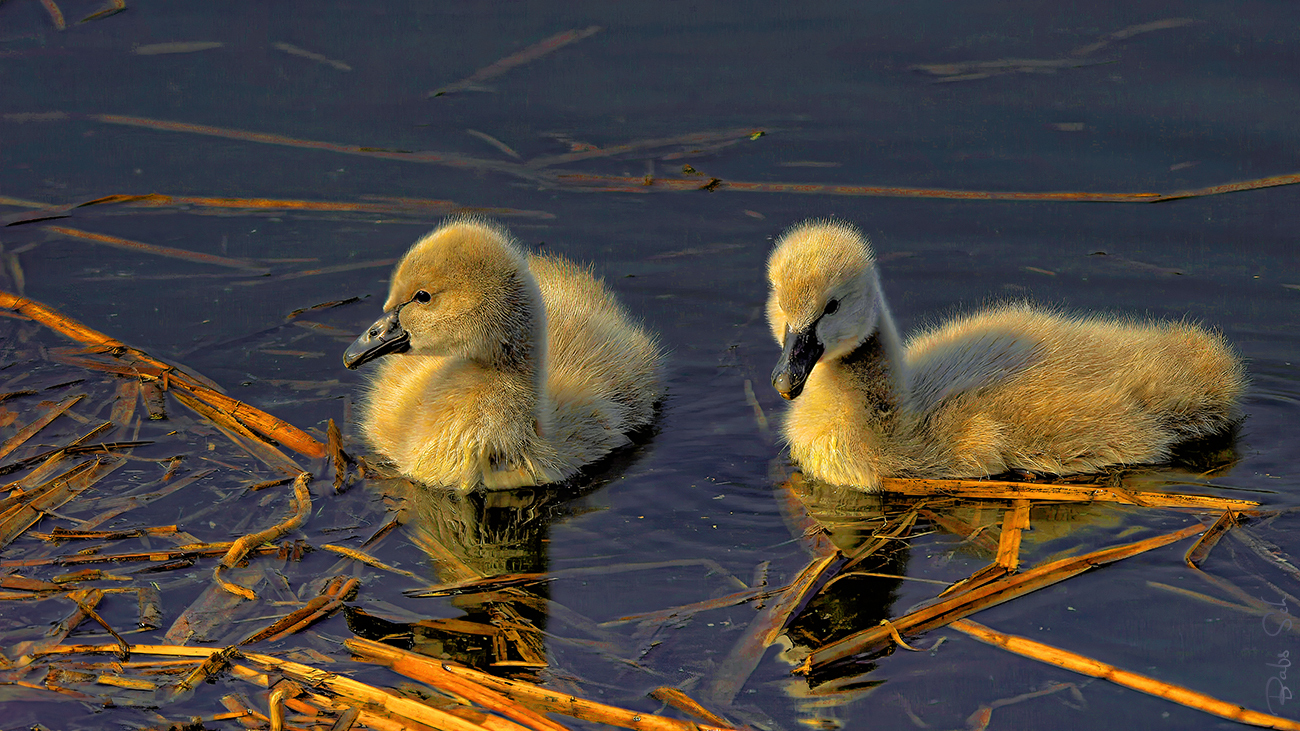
[772,325,824,400]
[344,310,410,369]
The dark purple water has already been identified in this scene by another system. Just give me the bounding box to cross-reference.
[2,1,1299,729]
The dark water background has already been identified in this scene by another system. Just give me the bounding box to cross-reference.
[2,1,1299,729]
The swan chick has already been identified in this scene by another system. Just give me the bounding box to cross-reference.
[766,219,1246,490]
[345,218,663,489]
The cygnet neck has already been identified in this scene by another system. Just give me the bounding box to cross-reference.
[834,297,905,414]
[471,268,551,429]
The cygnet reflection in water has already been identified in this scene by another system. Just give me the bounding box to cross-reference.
[345,217,664,490]
[765,219,1246,491]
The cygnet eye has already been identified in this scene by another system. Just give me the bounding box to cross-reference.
[823,299,839,316]
[413,290,432,304]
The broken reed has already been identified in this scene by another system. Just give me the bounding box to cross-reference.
[802,522,1208,670]
[4,113,1297,206]
[27,642,743,731]
[951,619,1300,731]
[0,290,325,460]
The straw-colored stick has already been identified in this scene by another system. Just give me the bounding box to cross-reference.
[648,687,734,728]
[431,26,602,97]
[172,389,303,475]
[0,457,123,551]
[879,477,1258,510]
[215,473,312,599]
[39,0,66,29]
[707,551,843,705]
[1185,510,1238,568]
[0,393,84,461]
[45,225,265,271]
[0,290,326,460]
[994,500,1031,571]
[321,544,420,581]
[348,637,570,731]
[951,619,1300,730]
[803,523,1206,669]
[356,640,740,731]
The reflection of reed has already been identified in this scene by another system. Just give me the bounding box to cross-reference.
[355,441,654,671]
[350,476,560,669]
[779,475,909,670]
[408,484,559,580]
[397,430,656,581]
[771,461,1257,725]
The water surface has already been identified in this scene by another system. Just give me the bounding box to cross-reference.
[2,1,1298,729]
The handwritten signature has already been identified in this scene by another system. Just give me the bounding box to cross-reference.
[1264,595,1293,714]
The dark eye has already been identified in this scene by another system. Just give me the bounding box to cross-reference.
[414,290,432,304]
[823,299,839,315]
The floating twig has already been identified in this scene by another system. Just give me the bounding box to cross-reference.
[550,171,1300,203]
[348,637,570,731]
[599,585,780,627]
[172,646,239,699]
[528,127,764,169]
[0,457,124,551]
[649,686,736,728]
[951,618,1300,730]
[72,593,130,660]
[0,289,326,460]
[31,525,177,541]
[215,472,312,599]
[133,41,224,55]
[79,0,126,23]
[0,393,85,462]
[430,26,602,96]
[0,437,149,478]
[348,637,739,731]
[44,226,267,272]
[994,500,1031,570]
[0,574,62,592]
[1184,509,1238,568]
[322,544,419,581]
[62,113,1300,204]
[878,477,1258,510]
[271,42,352,71]
[466,129,522,159]
[244,648,503,731]
[326,418,351,492]
[234,257,397,285]
[709,551,844,705]
[360,511,403,547]
[239,576,358,645]
[802,522,1208,670]
[22,588,102,658]
[48,192,551,219]
[172,389,303,475]
[267,678,302,731]
[91,113,519,175]
[39,0,66,29]
[0,540,279,569]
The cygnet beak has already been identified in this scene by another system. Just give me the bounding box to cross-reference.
[344,310,411,369]
[772,325,823,400]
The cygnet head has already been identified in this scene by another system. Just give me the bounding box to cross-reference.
[766,220,887,400]
[344,218,541,370]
